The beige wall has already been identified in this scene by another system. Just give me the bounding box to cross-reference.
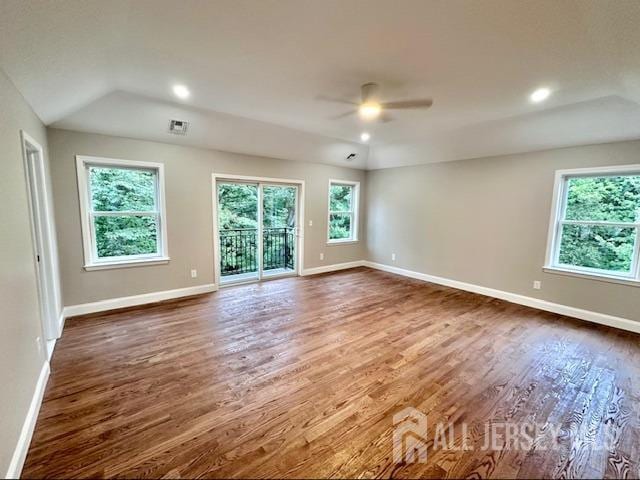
[47,128,367,306]
[367,140,640,323]
[49,127,640,323]
[0,69,49,473]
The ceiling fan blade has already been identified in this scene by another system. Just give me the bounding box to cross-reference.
[316,94,359,106]
[330,110,357,120]
[379,111,393,123]
[381,99,433,109]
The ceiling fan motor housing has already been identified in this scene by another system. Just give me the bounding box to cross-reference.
[361,82,380,103]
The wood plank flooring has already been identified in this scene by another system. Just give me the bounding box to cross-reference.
[23,267,640,478]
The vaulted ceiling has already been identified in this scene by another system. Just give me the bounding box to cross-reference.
[2,0,640,169]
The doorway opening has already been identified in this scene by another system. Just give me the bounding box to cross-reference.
[21,131,62,357]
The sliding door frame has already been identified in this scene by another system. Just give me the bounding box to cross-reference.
[211,173,305,287]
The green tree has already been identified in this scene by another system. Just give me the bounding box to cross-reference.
[559,175,640,272]
[90,167,158,257]
[329,184,353,239]
[217,184,297,275]
[262,186,296,270]
[217,184,258,229]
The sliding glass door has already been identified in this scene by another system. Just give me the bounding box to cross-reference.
[218,182,259,283]
[262,185,297,277]
[217,181,298,284]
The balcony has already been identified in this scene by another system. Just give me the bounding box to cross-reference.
[219,227,295,279]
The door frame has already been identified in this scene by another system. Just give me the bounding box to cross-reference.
[211,173,305,287]
[21,131,63,347]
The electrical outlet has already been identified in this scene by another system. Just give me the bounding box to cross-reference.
[320,252,324,261]
[391,253,396,261]
[533,280,541,290]
[191,269,198,279]
[308,220,313,227]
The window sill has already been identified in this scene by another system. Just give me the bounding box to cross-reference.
[543,266,640,287]
[326,240,359,246]
[84,256,170,271]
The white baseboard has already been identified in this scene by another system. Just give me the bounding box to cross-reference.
[6,361,50,479]
[56,310,65,337]
[63,283,218,318]
[41,311,65,362]
[364,261,640,335]
[46,338,56,362]
[302,260,365,276]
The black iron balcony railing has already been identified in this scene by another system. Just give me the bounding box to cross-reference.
[220,227,295,276]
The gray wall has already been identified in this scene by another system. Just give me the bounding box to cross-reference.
[48,128,367,306]
[0,69,49,473]
[367,140,640,322]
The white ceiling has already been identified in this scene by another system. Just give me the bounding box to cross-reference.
[1,0,640,169]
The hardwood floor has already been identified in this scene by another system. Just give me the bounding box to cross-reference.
[23,267,640,479]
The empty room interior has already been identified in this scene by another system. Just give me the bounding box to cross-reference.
[2,1,640,478]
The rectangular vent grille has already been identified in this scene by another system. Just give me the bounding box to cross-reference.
[168,119,189,135]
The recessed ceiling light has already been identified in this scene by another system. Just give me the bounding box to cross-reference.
[359,102,381,120]
[360,132,370,142]
[530,87,551,103]
[172,85,190,100]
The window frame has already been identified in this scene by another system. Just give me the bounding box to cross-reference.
[76,155,170,271]
[544,164,640,286]
[327,179,360,245]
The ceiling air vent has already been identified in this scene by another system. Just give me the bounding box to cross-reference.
[168,119,189,135]
[346,153,358,162]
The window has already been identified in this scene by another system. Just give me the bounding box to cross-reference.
[545,165,640,284]
[76,156,169,270]
[328,179,359,243]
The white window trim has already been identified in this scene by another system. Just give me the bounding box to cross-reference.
[544,164,640,286]
[327,179,360,244]
[76,155,170,271]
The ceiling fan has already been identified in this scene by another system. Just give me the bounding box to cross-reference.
[322,82,433,122]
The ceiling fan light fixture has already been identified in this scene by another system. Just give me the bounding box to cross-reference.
[359,102,381,120]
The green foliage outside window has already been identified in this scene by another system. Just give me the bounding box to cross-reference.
[217,183,296,275]
[263,185,296,229]
[90,167,155,211]
[217,183,258,230]
[94,216,158,258]
[329,214,351,240]
[216,183,297,230]
[329,185,352,211]
[329,184,354,240]
[558,175,640,273]
[89,167,159,258]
